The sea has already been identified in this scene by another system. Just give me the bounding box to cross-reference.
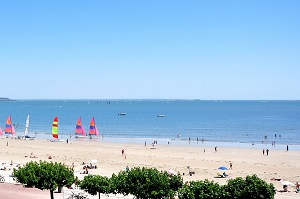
[0,100,299,150]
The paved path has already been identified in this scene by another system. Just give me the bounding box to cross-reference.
[0,183,63,199]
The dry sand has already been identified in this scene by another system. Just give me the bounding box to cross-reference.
[0,138,299,199]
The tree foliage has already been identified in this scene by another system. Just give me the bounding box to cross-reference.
[178,174,275,199]
[224,174,276,199]
[113,167,183,199]
[79,175,111,199]
[13,161,74,199]
[178,180,227,199]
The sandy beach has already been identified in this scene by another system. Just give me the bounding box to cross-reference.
[0,138,299,199]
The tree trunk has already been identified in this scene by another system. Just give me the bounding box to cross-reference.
[98,192,101,199]
[50,190,54,199]
[57,185,62,193]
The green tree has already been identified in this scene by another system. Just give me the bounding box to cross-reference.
[178,180,227,199]
[224,174,276,199]
[114,167,183,199]
[79,175,112,199]
[13,161,74,199]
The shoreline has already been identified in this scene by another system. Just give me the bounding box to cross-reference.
[5,133,300,151]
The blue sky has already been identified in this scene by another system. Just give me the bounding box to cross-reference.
[1,1,299,100]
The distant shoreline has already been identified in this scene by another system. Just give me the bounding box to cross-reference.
[0,97,14,101]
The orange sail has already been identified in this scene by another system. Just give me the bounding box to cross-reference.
[75,117,86,136]
[5,115,15,135]
[89,117,100,136]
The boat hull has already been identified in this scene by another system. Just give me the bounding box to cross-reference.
[75,135,87,138]
[50,139,65,142]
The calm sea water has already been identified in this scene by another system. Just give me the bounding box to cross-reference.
[0,100,299,149]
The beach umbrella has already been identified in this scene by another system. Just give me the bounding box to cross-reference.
[218,166,228,170]
[90,159,98,164]
[281,181,295,186]
[168,169,175,175]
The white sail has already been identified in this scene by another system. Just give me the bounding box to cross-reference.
[25,114,30,136]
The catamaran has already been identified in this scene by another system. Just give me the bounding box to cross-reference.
[75,117,87,138]
[4,115,16,138]
[21,114,35,140]
[50,117,65,142]
[89,117,100,139]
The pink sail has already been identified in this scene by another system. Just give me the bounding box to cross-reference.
[75,117,86,136]
[89,117,100,136]
[5,115,15,135]
[0,127,3,136]
[95,125,100,136]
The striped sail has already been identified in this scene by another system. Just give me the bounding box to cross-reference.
[75,117,86,136]
[52,117,59,139]
[5,115,15,135]
[89,117,99,136]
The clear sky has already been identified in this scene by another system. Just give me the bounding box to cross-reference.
[1,1,299,100]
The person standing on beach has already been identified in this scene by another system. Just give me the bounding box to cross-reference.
[266,149,269,155]
[122,149,124,156]
[229,161,233,169]
[263,149,265,155]
[287,145,289,151]
[215,146,217,152]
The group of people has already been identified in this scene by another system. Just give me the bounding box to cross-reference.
[80,162,98,174]
[262,149,269,155]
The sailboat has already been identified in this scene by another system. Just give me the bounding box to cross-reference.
[89,117,100,139]
[21,114,35,140]
[0,127,3,137]
[75,117,87,138]
[4,115,16,138]
[50,117,65,142]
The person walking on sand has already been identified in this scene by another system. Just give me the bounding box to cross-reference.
[215,146,217,152]
[122,149,124,156]
[263,149,265,155]
[229,161,233,169]
[266,149,269,155]
[286,145,289,151]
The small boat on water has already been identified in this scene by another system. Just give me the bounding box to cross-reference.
[4,115,16,138]
[118,113,126,116]
[157,114,165,117]
[50,117,65,142]
[75,117,87,138]
[89,117,101,139]
[20,114,36,140]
